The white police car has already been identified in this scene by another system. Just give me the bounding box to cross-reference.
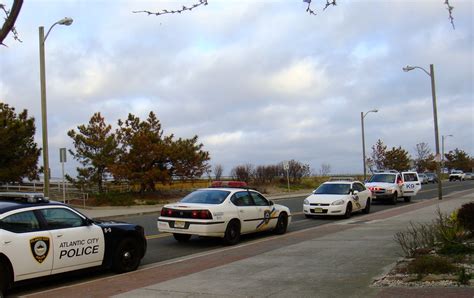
[158,181,291,245]
[0,192,147,294]
[303,178,372,218]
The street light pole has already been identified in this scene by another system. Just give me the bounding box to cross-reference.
[442,134,453,170]
[361,109,378,181]
[403,64,442,200]
[39,17,73,198]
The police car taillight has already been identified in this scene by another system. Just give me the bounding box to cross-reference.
[210,181,247,188]
[191,210,212,219]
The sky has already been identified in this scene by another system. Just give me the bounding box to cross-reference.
[1,0,473,179]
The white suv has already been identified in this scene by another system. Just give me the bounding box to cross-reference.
[365,171,422,204]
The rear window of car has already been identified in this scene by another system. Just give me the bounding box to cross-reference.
[368,174,396,183]
[314,183,351,195]
[180,190,230,204]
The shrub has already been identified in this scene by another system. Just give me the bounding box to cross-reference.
[394,222,437,257]
[458,267,472,285]
[434,207,468,245]
[438,242,474,256]
[457,202,474,234]
[407,255,457,275]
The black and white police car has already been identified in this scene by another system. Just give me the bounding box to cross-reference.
[0,192,147,294]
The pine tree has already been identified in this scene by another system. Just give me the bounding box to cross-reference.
[0,103,40,183]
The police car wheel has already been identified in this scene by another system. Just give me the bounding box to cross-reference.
[173,233,191,242]
[274,213,288,235]
[112,238,141,273]
[223,219,240,246]
[343,203,352,219]
[362,199,371,214]
[0,262,9,295]
[390,193,398,205]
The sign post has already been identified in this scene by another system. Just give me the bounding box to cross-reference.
[283,161,290,192]
[59,148,67,203]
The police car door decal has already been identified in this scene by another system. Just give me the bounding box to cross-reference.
[30,236,50,264]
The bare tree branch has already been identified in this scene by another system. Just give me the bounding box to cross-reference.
[133,0,208,17]
[0,0,23,46]
[304,0,336,16]
[444,0,455,29]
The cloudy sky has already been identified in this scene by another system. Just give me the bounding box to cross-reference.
[1,0,473,179]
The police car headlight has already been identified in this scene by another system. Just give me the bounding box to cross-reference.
[331,199,345,206]
[304,199,309,205]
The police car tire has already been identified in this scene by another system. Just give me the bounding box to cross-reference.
[173,233,191,242]
[112,238,141,273]
[274,213,288,235]
[223,219,240,246]
[362,199,371,214]
[390,193,398,205]
[343,203,352,219]
[0,262,9,295]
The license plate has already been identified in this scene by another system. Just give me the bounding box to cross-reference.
[174,221,185,228]
[313,208,323,213]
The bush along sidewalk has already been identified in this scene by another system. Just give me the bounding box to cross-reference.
[373,202,474,287]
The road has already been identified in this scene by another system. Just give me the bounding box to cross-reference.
[8,180,474,297]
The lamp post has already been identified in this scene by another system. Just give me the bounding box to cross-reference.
[39,17,73,197]
[361,109,378,181]
[403,64,442,200]
[442,134,453,171]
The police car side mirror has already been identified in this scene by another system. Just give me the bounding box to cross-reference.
[85,218,94,226]
[269,200,274,206]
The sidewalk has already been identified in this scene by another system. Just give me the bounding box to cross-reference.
[29,189,474,298]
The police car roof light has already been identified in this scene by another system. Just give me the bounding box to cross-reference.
[328,177,355,182]
[0,192,49,203]
[210,181,248,188]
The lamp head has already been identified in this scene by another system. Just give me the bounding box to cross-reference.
[58,17,73,26]
[371,109,378,113]
[403,65,415,72]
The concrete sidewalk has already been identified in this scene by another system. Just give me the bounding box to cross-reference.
[28,189,474,298]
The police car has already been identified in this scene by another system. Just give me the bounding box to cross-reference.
[157,181,291,245]
[303,178,372,218]
[0,192,147,294]
[365,170,422,204]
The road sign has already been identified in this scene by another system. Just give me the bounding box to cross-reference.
[60,148,67,163]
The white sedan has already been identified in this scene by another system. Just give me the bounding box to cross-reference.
[157,182,291,245]
[303,180,372,218]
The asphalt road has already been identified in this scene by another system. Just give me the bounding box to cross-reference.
[8,180,474,297]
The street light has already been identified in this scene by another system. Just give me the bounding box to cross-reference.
[39,17,73,198]
[403,64,442,200]
[442,134,453,171]
[361,109,378,181]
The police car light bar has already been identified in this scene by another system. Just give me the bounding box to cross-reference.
[0,192,49,203]
[328,177,355,182]
[210,181,248,188]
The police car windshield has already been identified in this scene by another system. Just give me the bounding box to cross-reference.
[180,190,230,204]
[368,174,395,183]
[314,183,351,195]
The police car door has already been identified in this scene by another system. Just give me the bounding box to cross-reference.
[401,172,422,197]
[39,207,105,274]
[0,209,53,281]
[230,191,259,234]
[250,192,277,232]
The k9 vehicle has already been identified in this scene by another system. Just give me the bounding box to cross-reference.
[303,179,371,219]
[157,181,291,245]
[0,192,147,295]
[365,171,422,204]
